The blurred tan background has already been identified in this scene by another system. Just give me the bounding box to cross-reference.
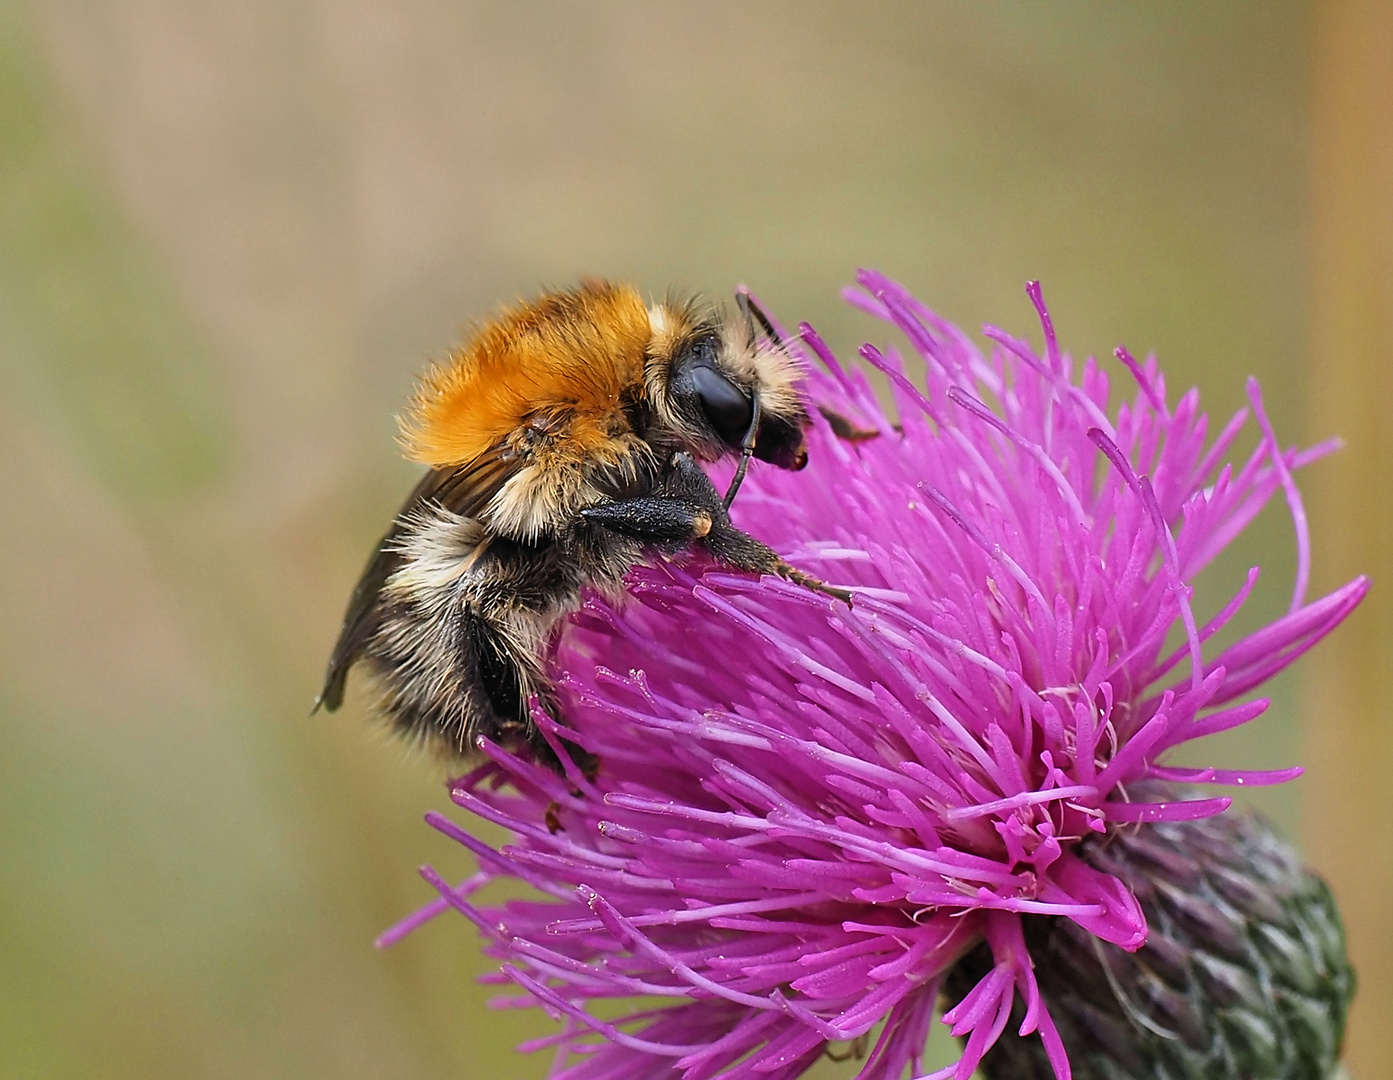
[1,2,1388,1078]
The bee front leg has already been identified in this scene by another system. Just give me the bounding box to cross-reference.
[587,454,852,605]
[668,454,854,604]
[579,494,717,546]
[699,518,855,605]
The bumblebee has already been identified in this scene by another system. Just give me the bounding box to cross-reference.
[318,280,846,764]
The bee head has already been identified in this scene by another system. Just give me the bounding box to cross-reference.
[647,299,810,471]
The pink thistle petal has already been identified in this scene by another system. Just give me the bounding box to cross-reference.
[1247,377,1312,613]
[1102,796,1232,824]
[1146,765,1304,787]
[1038,853,1146,951]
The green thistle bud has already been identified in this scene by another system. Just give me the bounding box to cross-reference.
[947,797,1354,1080]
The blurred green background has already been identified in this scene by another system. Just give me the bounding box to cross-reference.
[2,2,1387,1078]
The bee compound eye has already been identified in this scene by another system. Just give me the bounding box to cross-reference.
[688,365,753,446]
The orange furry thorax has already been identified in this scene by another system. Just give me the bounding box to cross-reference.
[401,282,652,467]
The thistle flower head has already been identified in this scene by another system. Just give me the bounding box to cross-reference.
[383,273,1366,1080]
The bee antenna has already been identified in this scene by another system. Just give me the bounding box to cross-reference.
[722,386,760,510]
[736,289,783,347]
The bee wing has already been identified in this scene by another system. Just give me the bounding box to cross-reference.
[315,448,514,713]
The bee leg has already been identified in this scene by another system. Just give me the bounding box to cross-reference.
[775,562,855,605]
[463,610,528,736]
[700,518,855,605]
[817,404,883,442]
[663,454,854,605]
[462,609,591,773]
[580,496,717,545]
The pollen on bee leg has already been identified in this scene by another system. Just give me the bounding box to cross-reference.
[693,512,713,537]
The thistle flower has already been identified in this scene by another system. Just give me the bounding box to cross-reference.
[381,272,1366,1080]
